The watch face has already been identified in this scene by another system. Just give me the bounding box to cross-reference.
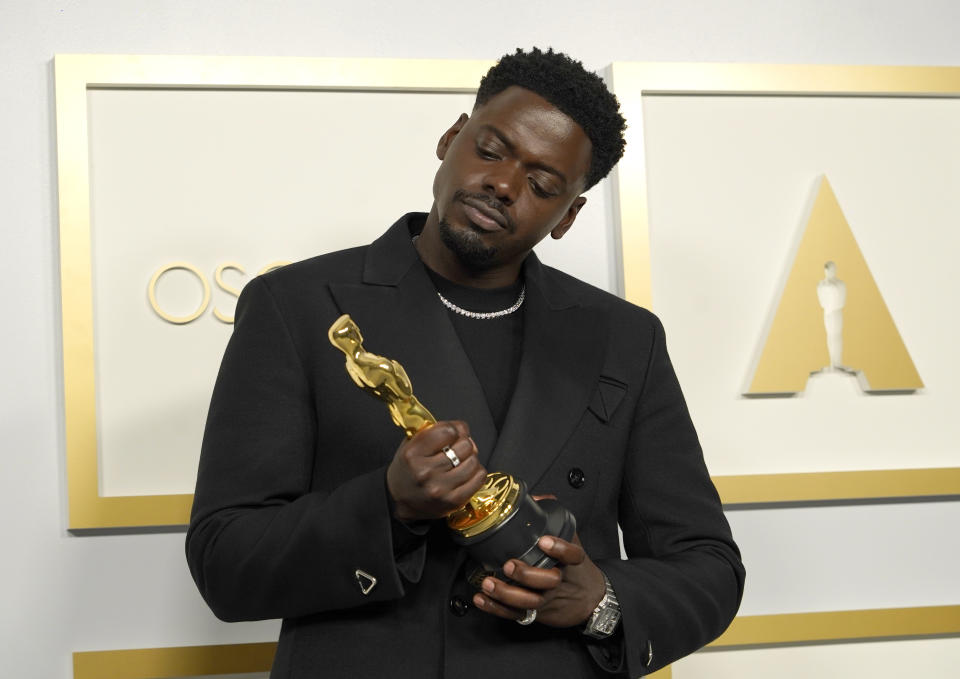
[594,608,620,634]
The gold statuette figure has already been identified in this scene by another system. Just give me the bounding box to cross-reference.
[328,314,436,438]
[328,313,505,531]
[327,313,575,572]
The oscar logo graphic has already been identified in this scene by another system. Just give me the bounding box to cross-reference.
[744,176,922,395]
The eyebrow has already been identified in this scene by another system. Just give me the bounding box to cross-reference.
[478,124,569,188]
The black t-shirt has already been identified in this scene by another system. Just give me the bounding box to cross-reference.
[424,266,524,432]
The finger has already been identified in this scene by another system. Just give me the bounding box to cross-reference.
[431,436,478,470]
[530,493,557,501]
[478,576,544,611]
[439,428,478,469]
[471,592,529,621]
[424,453,484,496]
[407,422,461,457]
[411,454,485,513]
[502,560,563,590]
[443,464,488,508]
[480,577,544,618]
[537,535,585,566]
[448,420,471,439]
[423,438,483,490]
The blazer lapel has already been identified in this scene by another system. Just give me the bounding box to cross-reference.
[487,256,607,488]
[328,215,498,461]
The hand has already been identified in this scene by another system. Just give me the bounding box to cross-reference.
[472,533,606,628]
[386,420,487,522]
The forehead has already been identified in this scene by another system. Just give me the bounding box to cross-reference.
[469,86,592,186]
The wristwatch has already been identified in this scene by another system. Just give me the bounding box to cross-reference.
[582,572,621,639]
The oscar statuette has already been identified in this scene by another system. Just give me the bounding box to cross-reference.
[328,314,576,585]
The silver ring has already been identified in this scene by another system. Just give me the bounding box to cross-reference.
[516,608,537,626]
[442,445,461,468]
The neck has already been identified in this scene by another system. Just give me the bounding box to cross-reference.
[417,207,522,288]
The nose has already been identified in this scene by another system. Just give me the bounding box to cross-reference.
[482,161,521,206]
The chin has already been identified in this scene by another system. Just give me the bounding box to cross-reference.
[438,217,498,271]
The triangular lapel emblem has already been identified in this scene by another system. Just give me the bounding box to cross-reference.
[354,569,377,595]
[587,377,627,423]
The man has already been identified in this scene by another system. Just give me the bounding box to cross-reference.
[187,48,744,678]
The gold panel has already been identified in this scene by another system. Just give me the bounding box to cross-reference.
[609,62,960,502]
[73,642,276,679]
[715,467,960,505]
[713,605,960,647]
[55,55,491,529]
[72,606,960,676]
[746,176,922,395]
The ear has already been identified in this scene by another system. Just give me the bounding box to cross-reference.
[550,196,587,240]
[437,113,469,160]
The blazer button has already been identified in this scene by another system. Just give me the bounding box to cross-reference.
[449,596,469,617]
[567,467,586,489]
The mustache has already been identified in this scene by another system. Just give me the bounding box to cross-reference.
[453,189,514,232]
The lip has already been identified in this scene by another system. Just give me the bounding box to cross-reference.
[461,197,507,232]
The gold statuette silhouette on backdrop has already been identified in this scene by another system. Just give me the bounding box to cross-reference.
[328,313,575,578]
[744,176,922,395]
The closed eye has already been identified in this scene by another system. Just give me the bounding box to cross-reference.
[476,144,500,161]
[529,178,558,199]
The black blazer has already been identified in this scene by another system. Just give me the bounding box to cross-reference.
[187,214,744,678]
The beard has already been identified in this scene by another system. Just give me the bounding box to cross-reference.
[438,216,498,271]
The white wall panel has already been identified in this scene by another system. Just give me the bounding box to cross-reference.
[729,502,960,615]
[674,637,960,679]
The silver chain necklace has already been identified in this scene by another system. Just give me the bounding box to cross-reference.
[437,286,525,320]
[413,234,526,320]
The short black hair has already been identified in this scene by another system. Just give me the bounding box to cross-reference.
[475,47,627,191]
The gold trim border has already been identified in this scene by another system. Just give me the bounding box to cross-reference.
[608,62,960,504]
[715,467,960,505]
[54,55,491,529]
[72,606,960,677]
[73,642,276,679]
[713,605,960,648]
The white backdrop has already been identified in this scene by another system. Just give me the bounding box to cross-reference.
[3,1,960,678]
